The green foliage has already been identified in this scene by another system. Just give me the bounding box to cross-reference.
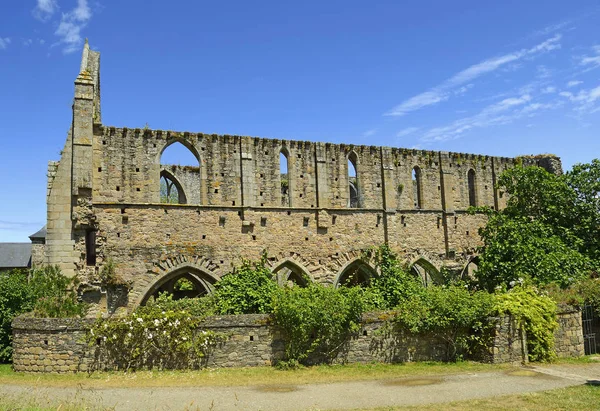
[0,270,33,362]
[212,255,278,315]
[493,286,558,362]
[392,285,495,360]
[273,284,364,365]
[476,214,591,290]
[28,266,87,319]
[362,245,424,310]
[0,266,86,363]
[476,165,597,290]
[173,278,195,291]
[88,293,223,371]
[99,258,129,287]
[543,278,600,313]
[565,159,600,261]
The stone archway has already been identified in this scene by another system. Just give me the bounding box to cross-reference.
[271,258,311,287]
[334,258,378,288]
[139,265,219,305]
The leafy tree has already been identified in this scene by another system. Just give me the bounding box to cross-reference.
[475,164,598,290]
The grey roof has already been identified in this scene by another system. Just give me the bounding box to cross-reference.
[0,243,32,268]
[29,225,47,241]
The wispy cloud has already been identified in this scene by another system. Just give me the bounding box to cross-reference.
[362,129,377,137]
[559,84,600,113]
[385,35,562,116]
[579,45,600,70]
[567,80,583,88]
[396,127,420,138]
[33,0,58,22]
[55,0,92,54]
[541,86,557,94]
[419,93,560,142]
[0,37,10,50]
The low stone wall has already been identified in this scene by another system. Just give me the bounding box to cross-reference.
[554,306,585,358]
[12,309,582,373]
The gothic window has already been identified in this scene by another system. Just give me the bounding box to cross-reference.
[348,152,359,208]
[280,149,290,206]
[468,169,477,207]
[412,166,422,209]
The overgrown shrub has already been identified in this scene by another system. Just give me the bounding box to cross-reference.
[88,293,222,371]
[362,245,424,310]
[0,266,86,363]
[392,284,495,360]
[543,278,600,313]
[212,255,279,314]
[28,266,87,318]
[0,270,33,362]
[493,285,558,362]
[273,283,364,366]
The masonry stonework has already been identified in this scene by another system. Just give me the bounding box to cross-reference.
[41,42,562,314]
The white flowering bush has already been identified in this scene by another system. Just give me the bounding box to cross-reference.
[88,295,223,371]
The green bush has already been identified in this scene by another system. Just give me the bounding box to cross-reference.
[0,270,33,362]
[543,278,600,313]
[393,284,495,360]
[362,245,424,310]
[0,266,86,363]
[212,255,278,315]
[89,293,223,371]
[273,283,364,365]
[493,285,558,362]
[28,266,87,319]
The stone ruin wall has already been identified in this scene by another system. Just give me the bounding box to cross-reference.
[42,43,563,313]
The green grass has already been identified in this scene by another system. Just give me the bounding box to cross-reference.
[356,384,600,410]
[0,361,513,388]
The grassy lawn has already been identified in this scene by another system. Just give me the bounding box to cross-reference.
[359,384,600,411]
[0,361,514,388]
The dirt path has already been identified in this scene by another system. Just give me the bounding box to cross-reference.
[2,364,599,410]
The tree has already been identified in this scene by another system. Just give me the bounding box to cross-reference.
[475,164,598,291]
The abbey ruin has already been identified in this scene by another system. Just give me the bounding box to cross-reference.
[40,43,562,314]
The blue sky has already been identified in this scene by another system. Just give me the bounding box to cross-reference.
[1,0,599,242]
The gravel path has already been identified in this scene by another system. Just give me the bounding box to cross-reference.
[2,364,599,410]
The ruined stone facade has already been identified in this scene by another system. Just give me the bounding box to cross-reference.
[43,43,562,313]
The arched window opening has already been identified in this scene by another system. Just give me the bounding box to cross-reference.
[159,141,200,204]
[336,261,375,288]
[160,171,187,204]
[412,166,422,209]
[348,152,359,208]
[273,261,309,287]
[280,150,290,207]
[141,269,216,305]
[468,169,477,207]
[410,259,442,287]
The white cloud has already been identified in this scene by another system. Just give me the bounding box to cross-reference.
[385,35,562,116]
[567,80,583,88]
[396,127,420,138]
[579,45,600,70]
[0,37,11,50]
[55,0,92,54]
[541,86,557,94]
[419,93,556,142]
[362,129,377,137]
[23,38,33,46]
[33,0,58,21]
[559,84,600,113]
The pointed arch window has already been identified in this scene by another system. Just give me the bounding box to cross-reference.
[280,149,290,206]
[160,171,187,204]
[348,152,359,208]
[468,169,476,207]
[159,140,201,204]
[412,166,423,209]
